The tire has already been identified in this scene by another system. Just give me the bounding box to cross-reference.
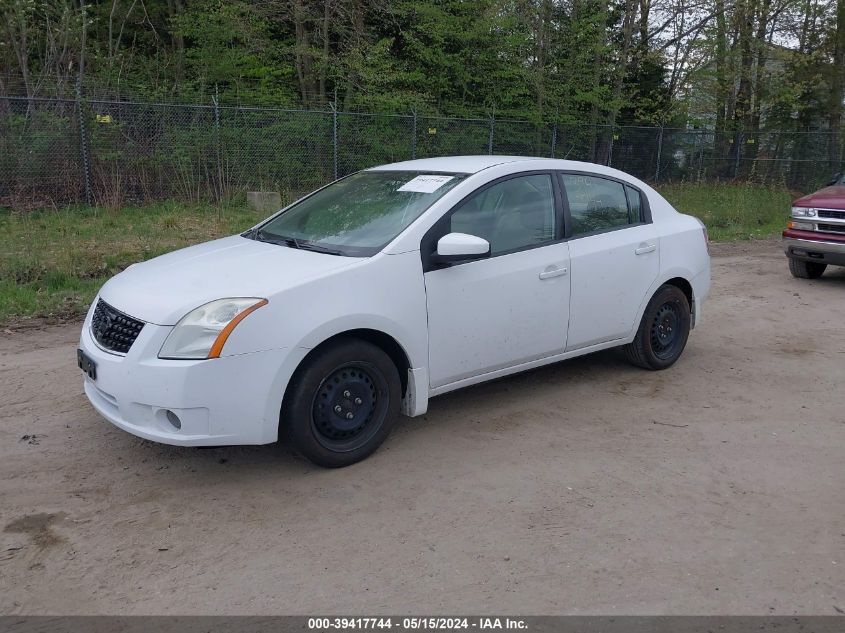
[788,257,826,279]
[625,284,691,371]
[281,337,401,468]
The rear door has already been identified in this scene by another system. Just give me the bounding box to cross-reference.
[560,173,659,350]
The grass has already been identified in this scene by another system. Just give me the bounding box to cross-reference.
[659,182,792,241]
[0,182,794,325]
[0,201,265,326]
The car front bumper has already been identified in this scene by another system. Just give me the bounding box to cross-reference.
[783,229,845,267]
[79,303,299,446]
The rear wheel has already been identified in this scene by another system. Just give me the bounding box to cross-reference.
[281,338,401,468]
[788,257,826,279]
[625,285,691,370]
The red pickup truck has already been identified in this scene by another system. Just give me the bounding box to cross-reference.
[783,173,845,278]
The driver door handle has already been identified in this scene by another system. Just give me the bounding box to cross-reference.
[539,266,568,280]
[635,243,656,255]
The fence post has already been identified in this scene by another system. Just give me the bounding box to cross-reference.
[411,108,417,160]
[213,84,222,201]
[734,131,743,179]
[550,122,557,158]
[488,116,494,155]
[697,132,705,181]
[331,102,338,180]
[75,76,93,206]
[654,124,664,182]
[607,127,614,166]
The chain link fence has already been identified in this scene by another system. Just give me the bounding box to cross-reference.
[1,90,842,210]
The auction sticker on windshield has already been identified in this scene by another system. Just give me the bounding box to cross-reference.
[397,174,454,193]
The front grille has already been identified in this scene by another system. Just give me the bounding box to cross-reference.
[817,223,845,234]
[817,209,845,220]
[91,299,145,354]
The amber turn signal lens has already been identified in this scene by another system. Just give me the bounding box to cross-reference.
[207,299,268,359]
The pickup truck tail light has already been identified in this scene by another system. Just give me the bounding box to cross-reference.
[701,225,710,255]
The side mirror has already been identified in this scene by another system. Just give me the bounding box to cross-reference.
[432,232,491,264]
[828,172,843,186]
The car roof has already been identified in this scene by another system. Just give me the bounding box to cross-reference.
[367,155,544,174]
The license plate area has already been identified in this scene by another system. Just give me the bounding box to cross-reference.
[77,348,97,380]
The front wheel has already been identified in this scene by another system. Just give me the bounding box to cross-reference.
[281,338,401,468]
[788,257,826,279]
[625,285,691,370]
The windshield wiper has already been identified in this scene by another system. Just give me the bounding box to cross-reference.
[251,229,344,256]
[295,241,344,256]
[253,229,302,249]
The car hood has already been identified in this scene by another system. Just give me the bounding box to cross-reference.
[98,235,363,325]
[793,184,845,209]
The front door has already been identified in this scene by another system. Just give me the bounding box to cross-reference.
[423,173,571,388]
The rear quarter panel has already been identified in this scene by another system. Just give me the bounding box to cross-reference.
[637,192,711,333]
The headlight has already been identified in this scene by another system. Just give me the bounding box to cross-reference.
[159,298,268,360]
[791,207,816,217]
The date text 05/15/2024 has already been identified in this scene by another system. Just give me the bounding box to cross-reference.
[307,617,528,630]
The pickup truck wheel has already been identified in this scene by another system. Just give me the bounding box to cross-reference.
[788,257,826,279]
[625,285,690,370]
[282,338,401,468]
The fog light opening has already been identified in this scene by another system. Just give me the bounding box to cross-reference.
[165,410,182,431]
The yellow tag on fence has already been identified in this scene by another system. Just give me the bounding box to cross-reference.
[96,114,112,124]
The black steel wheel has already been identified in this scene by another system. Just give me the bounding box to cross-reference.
[650,301,684,361]
[281,338,401,468]
[625,284,691,370]
[311,362,388,452]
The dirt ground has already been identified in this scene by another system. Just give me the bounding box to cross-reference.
[0,240,843,616]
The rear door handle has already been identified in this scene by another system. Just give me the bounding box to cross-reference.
[539,266,568,280]
[635,243,656,255]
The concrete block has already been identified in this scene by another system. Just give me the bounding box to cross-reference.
[246,191,282,214]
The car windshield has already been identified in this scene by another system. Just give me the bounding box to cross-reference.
[249,170,468,256]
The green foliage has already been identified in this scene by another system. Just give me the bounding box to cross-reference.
[0,0,685,124]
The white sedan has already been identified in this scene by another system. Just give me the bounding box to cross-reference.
[78,156,710,467]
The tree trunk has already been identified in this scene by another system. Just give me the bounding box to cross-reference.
[293,0,314,106]
[167,0,185,91]
[829,0,845,165]
[4,2,33,108]
[534,0,553,121]
[713,0,729,157]
[318,0,332,104]
[638,0,650,51]
[731,0,757,177]
[747,0,772,166]
[78,0,87,77]
[342,0,366,111]
[606,0,636,130]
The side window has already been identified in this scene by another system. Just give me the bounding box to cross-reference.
[562,174,630,236]
[448,174,555,256]
[625,185,643,222]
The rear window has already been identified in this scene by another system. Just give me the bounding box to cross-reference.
[562,174,630,236]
